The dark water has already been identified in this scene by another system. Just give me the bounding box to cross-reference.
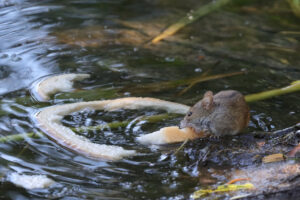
[0,0,299,199]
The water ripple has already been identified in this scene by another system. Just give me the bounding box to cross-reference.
[0,1,60,95]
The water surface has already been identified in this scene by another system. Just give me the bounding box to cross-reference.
[0,0,299,199]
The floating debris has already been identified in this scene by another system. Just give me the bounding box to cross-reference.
[8,173,55,190]
[192,183,254,198]
[31,73,90,101]
[227,178,251,185]
[230,162,300,195]
[262,153,285,163]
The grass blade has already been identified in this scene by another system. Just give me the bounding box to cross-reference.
[151,0,231,44]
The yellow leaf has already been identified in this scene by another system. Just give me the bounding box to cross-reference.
[192,183,254,199]
[262,153,285,163]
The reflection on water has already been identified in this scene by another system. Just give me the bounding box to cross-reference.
[0,0,58,95]
[0,0,299,199]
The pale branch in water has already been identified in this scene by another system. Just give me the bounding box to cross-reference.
[31,73,91,101]
[34,97,190,160]
[0,114,179,143]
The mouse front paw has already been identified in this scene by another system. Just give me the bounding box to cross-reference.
[209,134,220,140]
[202,129,211,137]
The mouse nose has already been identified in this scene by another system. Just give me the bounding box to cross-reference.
[179,120,186,129]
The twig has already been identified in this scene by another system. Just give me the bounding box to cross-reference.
[173,139,189,155]
[126,71,245,95]
[227,178,251,185]
[177,71,244,96]
[151,0,231,44]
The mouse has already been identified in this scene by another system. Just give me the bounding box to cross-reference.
[180,90,250,137]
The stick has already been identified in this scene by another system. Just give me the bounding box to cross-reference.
[151,0,231,44]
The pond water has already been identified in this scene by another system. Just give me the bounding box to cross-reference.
[0,0,299,199]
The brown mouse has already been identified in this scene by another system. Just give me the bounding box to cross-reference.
[180,90,250,137]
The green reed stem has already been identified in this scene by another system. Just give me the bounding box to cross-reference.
[245,80,300,102]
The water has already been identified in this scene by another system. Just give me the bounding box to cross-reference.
[0,0,299,199]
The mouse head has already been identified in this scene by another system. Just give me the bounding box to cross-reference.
[180,91,215,128]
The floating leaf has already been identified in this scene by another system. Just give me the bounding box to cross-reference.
[192,183,254,198]
[177,71,244,96]
[262,153,285,163]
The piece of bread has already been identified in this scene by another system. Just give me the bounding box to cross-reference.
[137,126,204,145]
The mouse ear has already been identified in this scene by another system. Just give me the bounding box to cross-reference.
[202,91,213,110]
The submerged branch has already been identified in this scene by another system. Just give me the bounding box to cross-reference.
[151,0,231,44]
[177,71,244,96]
[125,71,245,94]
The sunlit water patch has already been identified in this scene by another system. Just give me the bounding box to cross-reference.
[0,0,61,95]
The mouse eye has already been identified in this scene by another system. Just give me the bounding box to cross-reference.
[187,111,193,116]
